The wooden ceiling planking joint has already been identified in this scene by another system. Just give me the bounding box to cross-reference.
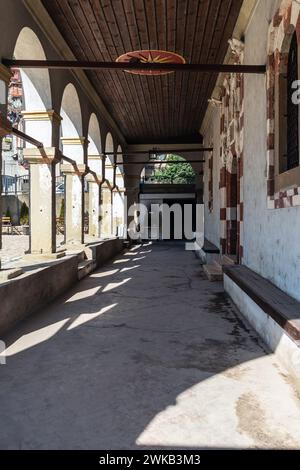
[41,0,244,144]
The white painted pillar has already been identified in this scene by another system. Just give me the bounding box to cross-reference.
[124,174,140,240]
[21,110,62,256]
[101,183,113,238]
[87,154,103,238]
[23,147,62,254]
[87,175,100,238]
[113,172,125,237]
[61,137,86,246]
[102,158,114,238]
[61,164,86,246]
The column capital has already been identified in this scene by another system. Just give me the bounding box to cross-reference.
[23,147,63,164]
[113,187,125,193]
[21,109,62,123]
[86,172,101,184]
[88,154,103,161]
[0,64,13,84]
[61,136,87,146]
[102,181,113,190]
[61,163,87,176]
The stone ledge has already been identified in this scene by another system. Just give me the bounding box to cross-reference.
[0,268,24,282]
[0,238,125,336]
[223,265,300,342]
[223,268,300,393]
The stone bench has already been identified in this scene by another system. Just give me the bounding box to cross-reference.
[223,265,300,391]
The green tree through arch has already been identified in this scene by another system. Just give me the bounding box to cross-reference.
[153,154,196,184]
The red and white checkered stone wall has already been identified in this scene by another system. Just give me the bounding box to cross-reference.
[267,0,300,209]
[219,41,244,261]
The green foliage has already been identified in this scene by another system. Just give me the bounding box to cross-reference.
[20,201,29,225]
[152,154,196,184]
[59,199,65,220]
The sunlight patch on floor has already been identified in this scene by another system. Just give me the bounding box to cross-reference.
[2,319,70,357]
[135,357,300,450]
[67,303,118,330]
[90,269,119,278]
[66,286,102,303]
[102,277,131,292]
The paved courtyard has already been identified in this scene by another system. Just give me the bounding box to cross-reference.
[0,242,300,449]
[0,235,29,265]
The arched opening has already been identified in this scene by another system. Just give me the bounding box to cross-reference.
[104,132,114,185]
[139,154,197,241]
[87,113,102,172]
[2,69,28,228]
[59,83,85,245]
[14,28,51,110]
[2,27,55,256]
[113,145,125,237]
[87,113,102,238]
[60,83,83,162]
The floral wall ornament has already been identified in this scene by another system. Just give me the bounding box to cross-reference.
[116,50,186,76]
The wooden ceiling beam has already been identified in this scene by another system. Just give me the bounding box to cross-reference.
[2,59,266,74]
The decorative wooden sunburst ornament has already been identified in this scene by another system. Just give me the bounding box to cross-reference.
[116,50,186,76]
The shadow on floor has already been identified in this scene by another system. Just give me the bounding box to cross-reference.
[0,242,298,450]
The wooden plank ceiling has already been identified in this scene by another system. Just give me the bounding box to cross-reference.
[42,0,243,144]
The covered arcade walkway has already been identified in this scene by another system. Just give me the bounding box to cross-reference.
[1,243,300,450]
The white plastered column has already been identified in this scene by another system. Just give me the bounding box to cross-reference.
[23,146,62,255]
[113,172,125,237]
[100,156,114,238]
[61,137,86,246]
[87,154,103,238]
[22,110,62,256]
[101,182,113,238]
[124,174,140,240]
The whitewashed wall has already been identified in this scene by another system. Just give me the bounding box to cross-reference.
[202,0,300,301]
[243,0,300,301]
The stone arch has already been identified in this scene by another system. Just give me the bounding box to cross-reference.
[266,0,300,209]
[88,113,102,174]
[104,132,114,185]
[116,144,124,187]
[60,83,83,163]
[13,27,52,145]
[14,27,52,111]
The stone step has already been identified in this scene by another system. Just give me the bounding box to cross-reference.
[78,260,95,280]
[203,263,223,282]
[221,254,237,265]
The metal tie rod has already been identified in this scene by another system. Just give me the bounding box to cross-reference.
[11,127,43,149]
[2,59,266,74]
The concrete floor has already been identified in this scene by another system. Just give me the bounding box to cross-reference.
[0,242,300,450]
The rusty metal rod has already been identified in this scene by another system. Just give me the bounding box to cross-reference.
[124,160,205,164]
[104,148,213,155]
[11,127,43,149]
